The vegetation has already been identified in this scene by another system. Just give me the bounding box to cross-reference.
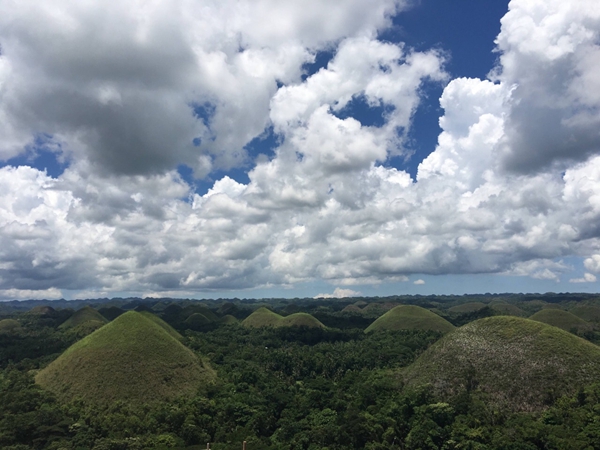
[2,294,600,449]
[0,319,21,334]
[570,304,600,322]
[365,305,454,334]
[139,311,183,340]
[35,311,215,405]
[60,305,105,327]
[242,308,325,329]
[529,308,591,333]
[403,316,600,412]
[448,302,486,314]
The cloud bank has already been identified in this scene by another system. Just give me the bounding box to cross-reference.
[0,0,599,299]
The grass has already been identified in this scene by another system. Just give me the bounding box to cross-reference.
[570,305,600,322]
[489,301,527,317]
[139,311,183,340]
[98,306,125,321]
[219,315,239,325]
[529,309,591,332]
[35,311,215,405]
[241,307,325,329]
[365,305,455,334]
[59,306,108,329]
[0,319,21,334]
[402,316,600,412]
[448,302,487,314]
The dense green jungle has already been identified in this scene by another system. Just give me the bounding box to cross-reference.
[2,292,600,450]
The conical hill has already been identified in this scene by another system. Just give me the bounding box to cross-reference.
[242,307,284,328]
[138,311,182,340]
[36,311,215,405]
[571,305,600,322]
[529,309,591,333]
[281,312,325,328]
[402,316,600,412]
[59,306,108,330]
[365,305,454,333]
[242,307,325,329]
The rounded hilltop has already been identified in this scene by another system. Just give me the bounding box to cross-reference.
[529,308,591,333]
[242,307,325,329]
[365,305,454,334]
[36,311,214,405]
[402,316,600,412]
[59,306,108,335]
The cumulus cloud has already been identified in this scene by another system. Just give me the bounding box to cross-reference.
[493,0,600,173]
[413,279,425,285]
[314,288,361,299]
[569,273,597,284]
[0,0,405,176]
[0,0,600,299]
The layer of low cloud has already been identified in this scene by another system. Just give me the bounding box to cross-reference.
[0,0,599,299]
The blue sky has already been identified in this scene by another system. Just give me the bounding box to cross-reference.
[1,0,600,300]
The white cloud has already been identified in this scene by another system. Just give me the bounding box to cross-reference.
[0,0,600,298]
[314,287,361,299]
[493,0,600,172]
[570,273,597,283]
[413,279,425,285]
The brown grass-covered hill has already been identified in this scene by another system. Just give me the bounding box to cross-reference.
[402,316,600,412]
[365,305,455,334]
[242,307,325,329]
[36,311,214,405]
[529,309,591,333]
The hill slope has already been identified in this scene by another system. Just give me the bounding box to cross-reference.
[59,306,108,329]
[242,307,284,328]
[36,311,214,405]
[242,308,325,329]
[570,305,600,322]
[402,316,600,412]
[529,309,590,332]
[365,305,454,334]
[281,313,325,329]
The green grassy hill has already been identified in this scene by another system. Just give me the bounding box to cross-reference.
[0,319,22,334]
[365,305,455,334]
[241,308,325,329]
[220,315,239,325]
[98,306,125,321]
[571,305,600,322]
[35,311,215,405]
[402,316,600,412]
[489,301,527,317]
[184,313,212,330]
[281,313,325,328]
[448,302,487,314]
[529,309,590,332]
[242,307,284,328]
[138,311,182,340]
[59,306,108,329]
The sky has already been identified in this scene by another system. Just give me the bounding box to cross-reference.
[0,0,600,301]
